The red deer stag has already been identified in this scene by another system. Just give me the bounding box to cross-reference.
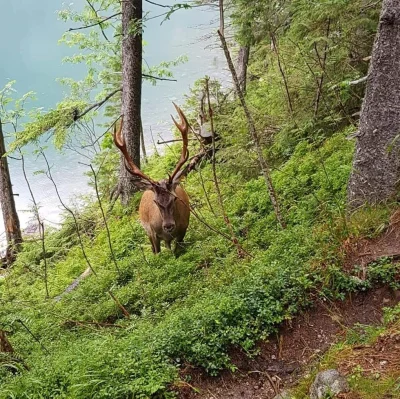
[114,104,190,254]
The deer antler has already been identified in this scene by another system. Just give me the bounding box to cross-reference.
[113,118,156,185]
[170,103,189,182]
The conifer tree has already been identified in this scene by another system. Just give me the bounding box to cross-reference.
[348,0,400,208]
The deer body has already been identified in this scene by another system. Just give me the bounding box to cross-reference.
[139,184,190,253]
[114,104,191,254]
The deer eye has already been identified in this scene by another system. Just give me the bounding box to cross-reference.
[154,200,165,209]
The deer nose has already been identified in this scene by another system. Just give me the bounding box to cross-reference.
[163,223,175,233]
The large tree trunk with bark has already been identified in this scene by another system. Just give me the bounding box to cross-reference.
[347,0,400,209]
[236,46,250,93]
[0,119,22,264]
[118,0,142,205]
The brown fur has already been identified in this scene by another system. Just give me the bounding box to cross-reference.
[139,183,190,254]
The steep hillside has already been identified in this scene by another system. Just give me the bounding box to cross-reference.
[1,1,399,398]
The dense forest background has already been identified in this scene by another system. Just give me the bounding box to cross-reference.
[0,0,400,398]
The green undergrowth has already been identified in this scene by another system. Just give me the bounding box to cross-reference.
[1,1,395,397]
[1,128,399,398]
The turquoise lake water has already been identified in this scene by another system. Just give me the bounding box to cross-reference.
[0,0,227,245]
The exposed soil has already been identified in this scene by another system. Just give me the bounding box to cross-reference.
[338,327,400,378]
[178,287,400,399]
[179,219,400,399]
[343,210,400,273]
[337,393,363,399]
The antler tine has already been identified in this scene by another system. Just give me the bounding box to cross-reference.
[113,119,155,184]
[170,103,189,182]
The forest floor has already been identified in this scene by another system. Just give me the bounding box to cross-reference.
[178,219,400,399]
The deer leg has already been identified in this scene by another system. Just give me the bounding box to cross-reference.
[149,237,155,253]
[174,233,186,256]
[150,235,161,254]
[165,240,172,251]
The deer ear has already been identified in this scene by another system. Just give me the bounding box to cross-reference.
[132,178,154,191]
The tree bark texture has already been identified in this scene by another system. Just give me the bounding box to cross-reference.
[119,0,143,205]
[347,0,400,208]
[236,46,250,93]
[0,119,22,261]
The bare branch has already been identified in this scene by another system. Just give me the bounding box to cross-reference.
[140,120,147,163]
[74,88,121,122]
[19,148,49,299]
[217,4,286,229]
[205,77,249,258]
[145,0,172,8]
[149,126,160,156]
[349,76,368,85]
[142,73,177,82]
[85,0,111,42]
[271,33,294,116]
[313,19,331,118]
[81,116,121,150]
[16,319,50,355]
[87,163,120,275]
[40,149,97,277]
[108,291,130,319]
[68,12,121,33]
[157,138,196,145]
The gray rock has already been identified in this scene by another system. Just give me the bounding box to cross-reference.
[309,369,349,399]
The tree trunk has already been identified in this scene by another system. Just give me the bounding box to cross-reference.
[347,0,400,209]
[0,119,22,263]
[236,46,250,93]
[118,0,142,205]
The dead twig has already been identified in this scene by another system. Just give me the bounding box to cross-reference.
[217,4,286,229]
[68,12,121,33]
[140,119,147,164]
[16,319,50,355]
[87,163,121,275]
[19,149,49,299]
[85,0,112,41]
[108,290,130,319]
[271,33,294,116]
[205,77,248,258]
[41,149,97,276]
[313,18,331,118]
